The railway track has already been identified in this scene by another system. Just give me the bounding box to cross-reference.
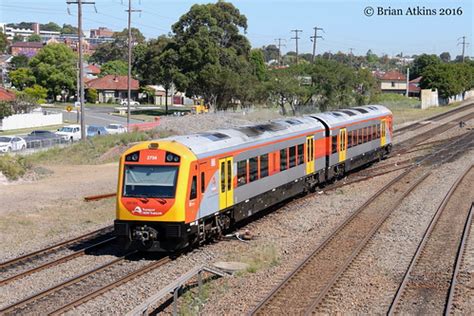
[388,165,474,315]
[0,252,171,315]
[250,130,474,315]
[0,226,114,286]
[393,102,473,136]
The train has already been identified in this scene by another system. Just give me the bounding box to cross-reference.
[114,105,393,252]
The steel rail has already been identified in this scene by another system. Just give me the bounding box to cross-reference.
[387,165,474,316]
[48,257,172,315]
[0,225,113,270]
[0,236,116,286]
[0,251,136,314]
[445,203,474,315]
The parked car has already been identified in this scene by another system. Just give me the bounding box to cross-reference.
[25,130,64,148]
[87,125,109,137]
[56,125,82,141]
[105,123,127,134]
[120,100,140,106]
[26,130,63,140]
[0,136,27,153]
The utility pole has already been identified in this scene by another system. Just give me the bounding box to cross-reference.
[310,27,324,63]
[291,29,302,64]
[457,36,469,62]
[406,67,410,97]
[67,0,95,141]
[349,47,354,66]
[275,38,286,66]
[126,0,141,131]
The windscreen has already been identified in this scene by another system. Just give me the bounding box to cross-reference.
[123,165,178,198]
[59,127,74,132]
[0,137,12,142]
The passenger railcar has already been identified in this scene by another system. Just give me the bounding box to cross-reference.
[114,105,393,251]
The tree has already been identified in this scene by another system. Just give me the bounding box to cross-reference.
[0,32,7,53]
[27,34,42,42]
[266,67,305,115]
[10,93,37,114]
[366,49,378,63]
[24,84,48,102]
[29,43,77,100]
[10,55,29,69]
[249,49,267,81]
[12,35,24,43]
[0,102,13,119]
[9,68,36,90]
[420,63,464,99]
[90,27,145,64]
[85,88,98,103]
[100,60,128,76]
[61,23,79,34]
[262,45,280,62]
[439,52,451,63]
[41,22,61,32]
[167,1,252,110]
[411,54,441,79]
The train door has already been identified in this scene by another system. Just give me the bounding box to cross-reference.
[218,157,234,210]
[338,128,347,162]
[306,136,315,175]
[381,119,387,146]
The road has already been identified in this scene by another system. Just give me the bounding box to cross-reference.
[58,106,142,126]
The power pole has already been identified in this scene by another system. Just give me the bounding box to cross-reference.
[457,36,469,62]
[67,0,95,141]
[310,27,324,63]
[406,67,410,97]
[291,29,302,64]
[349,47,354,66]
[126,0,141,131]
[275,38,286,66]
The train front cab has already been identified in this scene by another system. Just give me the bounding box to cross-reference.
[114,141,198,252]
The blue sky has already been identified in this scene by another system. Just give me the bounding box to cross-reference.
[0,0,472,58]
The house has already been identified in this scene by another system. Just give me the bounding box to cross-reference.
[145,85,194,106]
[86,75,139,103]
[0,87,16,101]
[0,54,12,87]
[85,64,101,79]
[10,42,44,57]
[408,76,422,98]
[375,70,407,95]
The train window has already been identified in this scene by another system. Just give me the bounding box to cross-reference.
[201,172,205,193]
[367,126,372,142]
[280,148,288,171]
[190,176,197,200]
[376,124,380,138]
[260,154,269,178]
[372,125,377,140]
[347,132,352,148]
[220,162,226,193]
[331,135,337,154]
[249,157,258,182]
[297,144,304,165]
[289,146,297,167]
[237,161,247,187]
[227,160,232,191]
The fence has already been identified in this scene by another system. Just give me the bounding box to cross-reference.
[0,111,63,131]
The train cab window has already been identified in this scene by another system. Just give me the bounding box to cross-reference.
[201,172,206,193]
[297,144,304,165]
[331,135,337,154]
[289,146,297,168]
[249,157,258,182]
[280,148,288,171]
[190,176,197,200]
[237,160,247,187]
[260,154,269,178]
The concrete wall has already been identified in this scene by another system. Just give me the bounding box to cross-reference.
[0,111,63,131]
[421,89,439,109]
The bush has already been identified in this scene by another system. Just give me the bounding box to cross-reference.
[86,88,98,103]
[24,84,48,102]
[0,155,32,180]
[0,101,12,119]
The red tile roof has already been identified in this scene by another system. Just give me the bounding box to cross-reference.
[380,71,406,81]
[10,42,44,49]
[86,75,139,90]
[410,76,422,83]
[409,83,421,93]
[0,87,16,101]
[86,64,101,75]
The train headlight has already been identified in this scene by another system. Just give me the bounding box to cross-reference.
[125,151,140,162]
[165,152,180,163]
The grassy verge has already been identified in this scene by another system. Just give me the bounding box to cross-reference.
[0,124,66,136]
[0,129,171,180]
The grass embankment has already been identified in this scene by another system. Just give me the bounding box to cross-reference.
[0,130,170,180]
[371,93,461,125]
